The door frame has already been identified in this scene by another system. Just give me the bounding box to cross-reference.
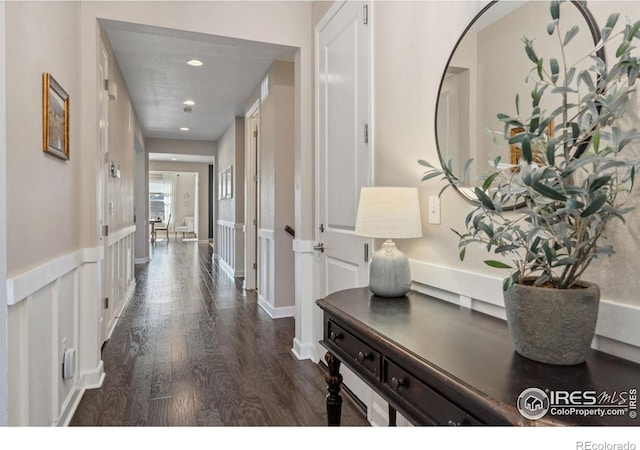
[244,99,260,291]
[0,2,8,427]
[98,40,110,344]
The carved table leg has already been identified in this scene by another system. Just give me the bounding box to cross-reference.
[388,405,397,426]
[325,351,343,426]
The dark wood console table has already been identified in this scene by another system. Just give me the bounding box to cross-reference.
[317,287,640,426]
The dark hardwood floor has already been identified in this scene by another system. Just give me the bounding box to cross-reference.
[70,242,368,427]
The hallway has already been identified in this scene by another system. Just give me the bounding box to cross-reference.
[70,243,368,426]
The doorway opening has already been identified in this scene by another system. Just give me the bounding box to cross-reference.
[149,171,199,243]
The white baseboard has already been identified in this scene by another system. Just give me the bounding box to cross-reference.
[80,360,105,390]
[217,255,236,280]
[104,281,136,342]
[56,386,85,427]
[134,257,150,264]
[257,295,295,319]
[291,337,315,361]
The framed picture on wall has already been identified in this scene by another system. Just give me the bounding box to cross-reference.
[42,73,70,160]
[218,169,226,199]
[225,166,233,199]
[510,121,554,169]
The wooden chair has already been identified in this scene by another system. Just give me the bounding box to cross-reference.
[155,214,171,241]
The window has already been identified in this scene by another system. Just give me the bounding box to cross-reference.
[149,174,167,221]
[149,192,165,221]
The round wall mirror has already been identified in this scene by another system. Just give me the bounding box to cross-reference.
[435,0,603,205]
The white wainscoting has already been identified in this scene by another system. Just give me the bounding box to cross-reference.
[257,228,276,317]
[257,228,295,319]
[5,225,136,426]
[216,220,244,279]
[410,259,640,364]
[104,226,137,342]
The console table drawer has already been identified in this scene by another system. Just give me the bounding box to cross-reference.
[384,359,480,425]
[327,320,381,378]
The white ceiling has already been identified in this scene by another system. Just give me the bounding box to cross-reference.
[100,19,297,162]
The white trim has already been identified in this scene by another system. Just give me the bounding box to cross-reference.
[258,228,275,240]
[292,239,318,361]
[0,0,8,427]
[216,254,236,280]
[257,297,295,319]
[292,239,315,253]
[104,280,136,342]
[410,259,640,363]
[216,220,244,278]
[7,246,102,306]
[216,219,243,230]
[244,102,260,292]
[291,337,314,361]
[107,224,136,247]
[135,257,150,264]
[56,386,85,427]
[54,358,105,427]
[80,359,105,390]
[315,0,347,32]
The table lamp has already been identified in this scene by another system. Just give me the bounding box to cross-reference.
[355,187,423,297]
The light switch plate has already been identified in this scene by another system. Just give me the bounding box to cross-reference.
[429,195,441,224]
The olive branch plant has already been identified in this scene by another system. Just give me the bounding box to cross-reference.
[420,0,640,292]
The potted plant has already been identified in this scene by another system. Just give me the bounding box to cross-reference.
[420,0,640,365]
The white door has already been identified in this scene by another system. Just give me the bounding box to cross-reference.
[98,42,110,344]
[244,101,260,291]
[438,69,473,184]
[317,1,371,295]
[316,0,372,408]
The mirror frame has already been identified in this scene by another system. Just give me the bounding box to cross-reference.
[434,0,605,206]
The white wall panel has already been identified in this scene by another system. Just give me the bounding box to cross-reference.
[216,220,244,279]
[6,228,135,426]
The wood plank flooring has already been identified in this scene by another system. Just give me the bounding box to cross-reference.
[70,242,368,427]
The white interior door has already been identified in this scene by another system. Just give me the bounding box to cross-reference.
[317,1,370,296]
[316,0,372,408]
[98,42,110,344]
[244,101,260,291]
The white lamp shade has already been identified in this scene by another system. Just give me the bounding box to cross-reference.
[355,187,423,239]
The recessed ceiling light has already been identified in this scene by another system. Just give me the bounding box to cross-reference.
[180,127,189,131]
[183,100,195,106]
[171,158,178,161]
[186,59,203,67]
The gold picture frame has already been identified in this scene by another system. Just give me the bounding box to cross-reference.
[43,73,69,160]
[509,126,526,166]
[510,121,554,167]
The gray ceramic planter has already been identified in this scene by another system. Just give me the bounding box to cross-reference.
[503,278,600,365]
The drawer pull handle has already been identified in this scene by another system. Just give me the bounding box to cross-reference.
[357,351,373,362]
[330,331,343,342]
[390,377,406,391]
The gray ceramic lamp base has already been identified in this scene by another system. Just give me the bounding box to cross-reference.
[368,240,411,298]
